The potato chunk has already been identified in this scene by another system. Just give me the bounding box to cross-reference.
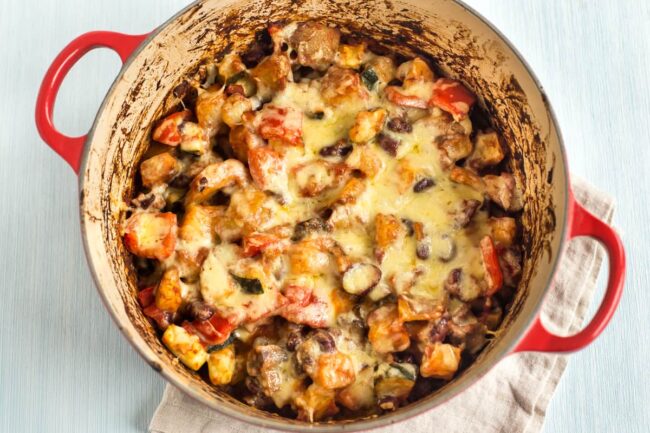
[155,267,182,312]
[367,304,410,354]
[420,342,461,380]
[195,86,225,138]
[489,217,517,247]
[396,57,434,86]
[247,146,289,197]
[208,345,236,385]
[123,212,177,260]
[290,22,340,71]
[320,66,366,106]
[466,130,505,170]
[337,42,367,69]
[140,152,179,188]
[483,173,524,211]
[314,352,356,390]
[295,384,339,422]
[374,213,405,251]
[349,108,387,144]
[251,54,291,100]
[221,93,253,127]
[229,124,264,162]
[185,159,249,205]
[162,324,208,371]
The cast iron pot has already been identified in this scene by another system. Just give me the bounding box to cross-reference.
[35,0,626,431]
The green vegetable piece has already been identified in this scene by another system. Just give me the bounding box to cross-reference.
[230,273,264,294]
[389,362,417,381]
[225,70,248,85]
[206,333,236,353]
[361,68,379,90]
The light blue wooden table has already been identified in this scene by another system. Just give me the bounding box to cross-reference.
[0,0,647,432]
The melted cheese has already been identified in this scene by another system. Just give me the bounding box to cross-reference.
[133,30,518,419]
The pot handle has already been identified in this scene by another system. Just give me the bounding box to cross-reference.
[35,31,149,173]
[513,190,625,353]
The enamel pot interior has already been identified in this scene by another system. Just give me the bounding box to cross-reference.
[79,0,567,430]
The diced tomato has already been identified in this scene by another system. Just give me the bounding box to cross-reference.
[281,285,330,328]
[137,286,155,308]
[256,105,303,147]
[143,304,172,330]
[242,232,284,257]
[152,110,192,146]
[429,78,476,119]
[283,284,313,306]
[480,235,503,295]
[184,312,236,346]
[123,212,177,260]
[384,86,428,109]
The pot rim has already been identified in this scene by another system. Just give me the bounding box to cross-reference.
[78,0,570,431]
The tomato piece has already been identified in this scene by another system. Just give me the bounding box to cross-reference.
[384,86,428,109]
[281,285,330,328]
[123,212,177,260]
[242,232,283,257]
[137,286,155,308]
[184,313,236,346]
[143,304,172,330]
[283,284,313,307]
[152,110,192,146]
[429,78,476,118]
[256,105,303,147]
[480,235,503,295]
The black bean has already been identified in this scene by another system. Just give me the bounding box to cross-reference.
[306,111,325,120]
[169,173,191,189]
[430,317,449,343]
[319,139,352,157]
[454,199,481,228]
[138,194,155,209]
[376,133,400,156]
[413,177,435,193]
[392,351,416,364]
[286,331,304,352]
[184,301,215,321]
[292,217,330,241]
[173,81,191,99]
[197,176,208,192]
[387,117,413,133]
[241,30,273,68]
[401,218,415,237]
[134,257,156,277]
[312,330,336,352]
[444,268,462,296]
[245,376,263,395]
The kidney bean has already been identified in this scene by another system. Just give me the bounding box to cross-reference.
[376,133,400,156]
[387,117,413,133]
[413,177,435,193]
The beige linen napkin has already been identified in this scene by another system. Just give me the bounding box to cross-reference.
[149,178,614,433]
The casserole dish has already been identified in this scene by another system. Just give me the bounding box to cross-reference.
[35,0,626,431]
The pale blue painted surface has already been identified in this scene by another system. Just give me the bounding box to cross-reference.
[0,0,647,432]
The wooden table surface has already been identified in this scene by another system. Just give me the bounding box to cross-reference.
[1,0,647,432]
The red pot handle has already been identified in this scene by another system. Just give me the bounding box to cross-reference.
[35,31,149,173]
[513,189,625,353]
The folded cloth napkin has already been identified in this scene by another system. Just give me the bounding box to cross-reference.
[149,178,614,433]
